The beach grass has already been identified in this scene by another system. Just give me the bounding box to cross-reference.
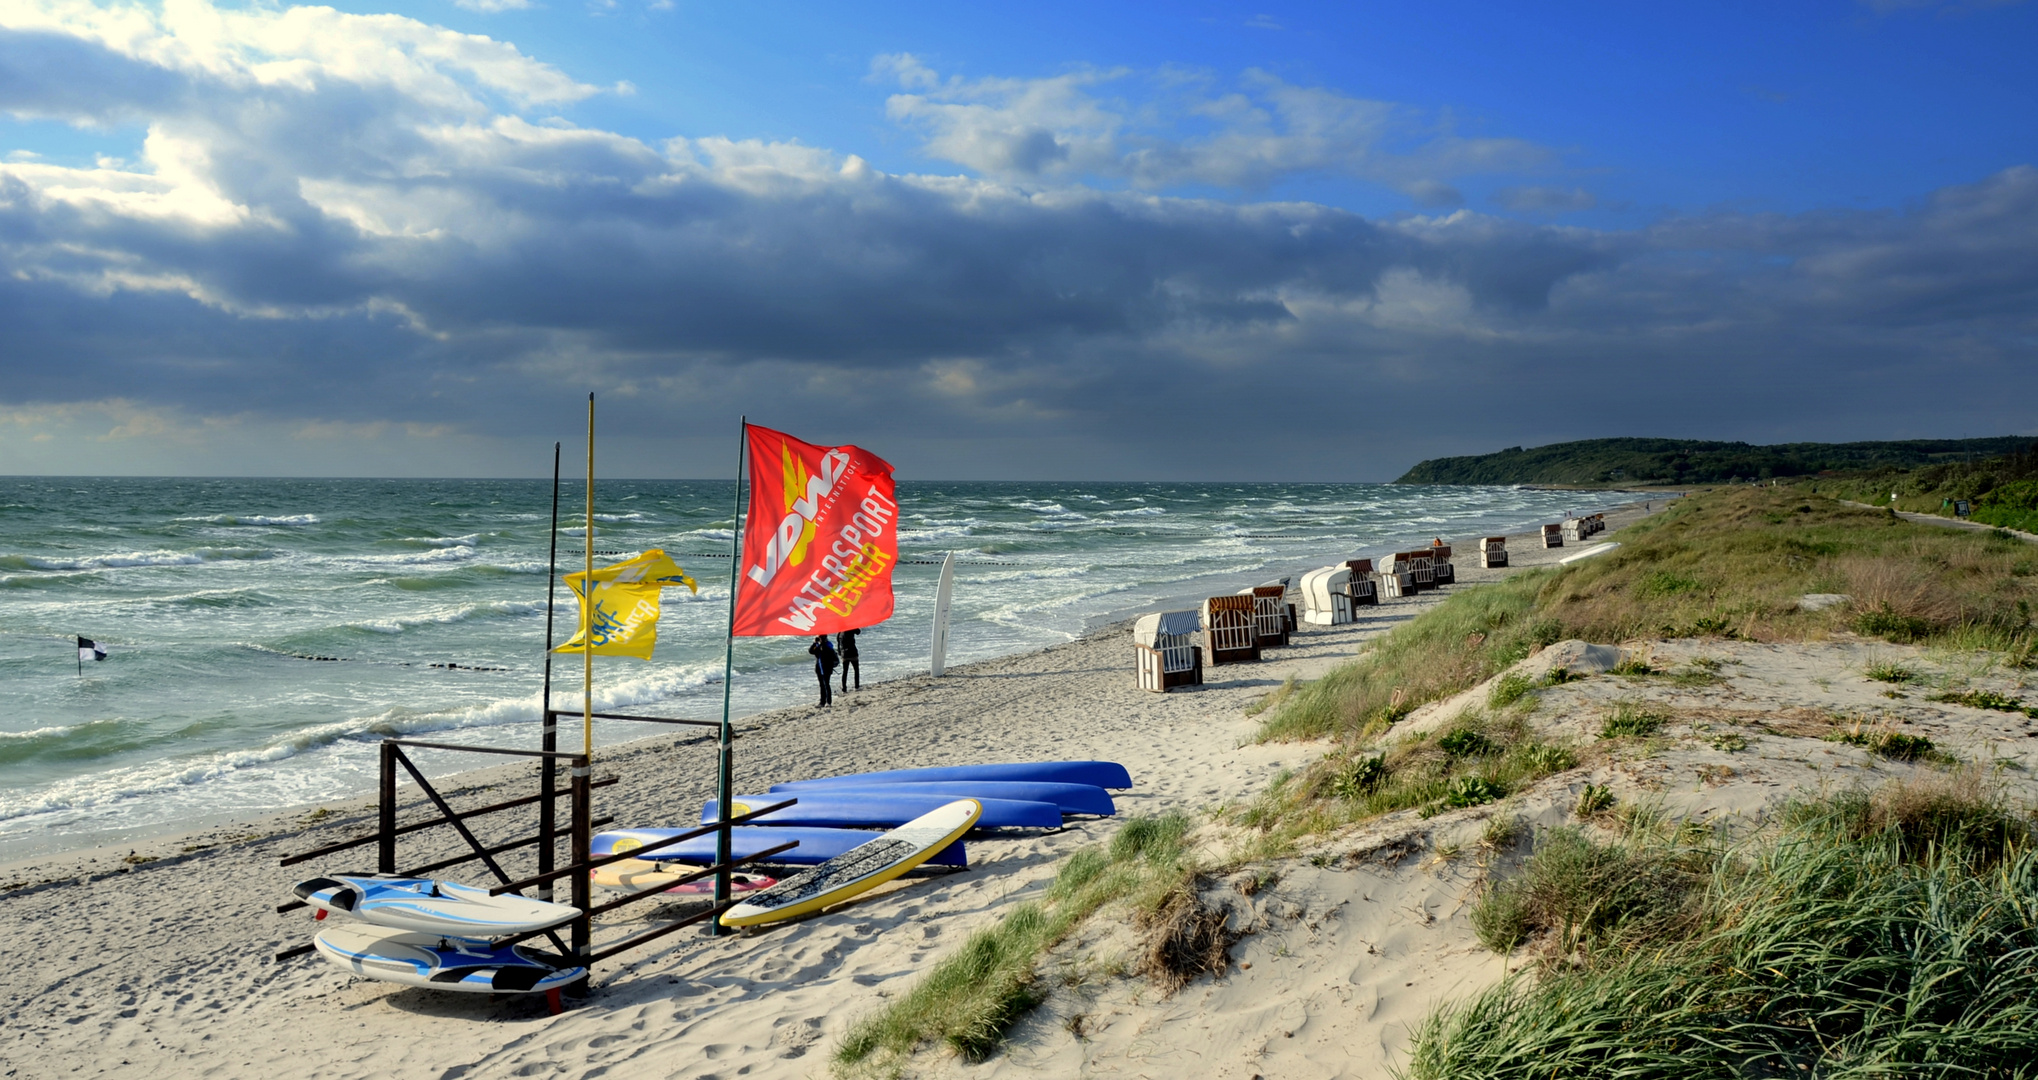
[1228,707,1577,852]
[1410,776,2038,1079]
[1261,487,2038,746]
[832,813,1199,1076]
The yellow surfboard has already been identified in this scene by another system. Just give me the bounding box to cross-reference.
[718,798,981,928]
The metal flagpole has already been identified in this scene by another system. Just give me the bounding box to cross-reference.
[712,416,747,928]
[583,394,595,764]
[538,441,561,901]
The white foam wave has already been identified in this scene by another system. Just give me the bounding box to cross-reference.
[400,534,482,548]
[593,512,648,522]
[6,548,272,570]
[1105,506,1166,517]
[175,513,320,526]
[348,600,544,633]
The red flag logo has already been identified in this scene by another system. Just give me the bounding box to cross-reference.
[733,425,898,637]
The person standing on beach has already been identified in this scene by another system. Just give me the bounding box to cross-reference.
[808,635,837,707]
[837,627,860,692]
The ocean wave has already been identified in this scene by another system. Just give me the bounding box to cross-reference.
[334,546,479,567]
[1104,506,1166,517]
[593,512,649,522]
[0,548,272,570]
[174,513,321,526]
[346,600,545,634]
[396,533,482,548]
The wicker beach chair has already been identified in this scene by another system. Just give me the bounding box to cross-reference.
[1480,536,1508,569]
[1343,559,1380,606]
[1431,544,1455,585]
[1562,518,1584,544]
[1133,610,1203,692]
[1542,524,1564,549]
[1247,585,1290,648]
[1201,594,1261,666]
[1300,566,1353,626]
[1377,553,1416,599]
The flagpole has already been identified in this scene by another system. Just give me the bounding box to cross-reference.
[712,415,747,926]
[538,440,561,901]
[583,394,595,762]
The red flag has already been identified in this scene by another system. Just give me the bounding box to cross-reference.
[733,424,899,637]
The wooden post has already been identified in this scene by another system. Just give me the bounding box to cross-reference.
[377,741,397,874]
[570,751,591,996]
[539,442,561,901]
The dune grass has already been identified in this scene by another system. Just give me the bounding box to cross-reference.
[1230,707,1578,852]
[832,814,1198,1076]
[1411,776,2038,1079]
[1260,487,2038,748]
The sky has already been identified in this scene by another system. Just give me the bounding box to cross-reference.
[0,0,2034,480]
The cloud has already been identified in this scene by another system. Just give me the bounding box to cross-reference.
[450,0,535,11]
[0,2,2033,478]
[874,56,1550,202]
[1492,185,1598,212]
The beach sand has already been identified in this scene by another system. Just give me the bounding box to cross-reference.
[1,506,1827,1080]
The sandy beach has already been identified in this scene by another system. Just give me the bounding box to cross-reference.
[27,501,2022,1080]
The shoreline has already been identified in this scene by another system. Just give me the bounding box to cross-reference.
[0,504,1651,1080]
[0,498,1642,873]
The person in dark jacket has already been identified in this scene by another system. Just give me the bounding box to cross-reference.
[836,628,860,691]
[808,635,837,707]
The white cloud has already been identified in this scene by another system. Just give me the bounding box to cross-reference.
[450,0,535,12]
[875,56,1549,202]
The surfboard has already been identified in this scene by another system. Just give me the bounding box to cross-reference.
[702,793,1061,830]
[313,922,584,994]
[592,860,777,895]
[590,826,968,868]
[763,779,1115,816]
[721,798,981,929]
[777,760,1134,790]
[930,552,955,677]
[293,874,579,936]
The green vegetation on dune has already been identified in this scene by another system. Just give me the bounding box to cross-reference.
[1413,777,2038,1080]
[1262,486,2038,748]
[1393,435,2032,487]
[833,814,1204,1077]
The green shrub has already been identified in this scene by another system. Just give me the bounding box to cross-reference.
[1863,660,1921,684]
[1487,672,1535,709]
[1438,729,1498,758]
[1599,700,1668,739]
[1443,776,1507,810]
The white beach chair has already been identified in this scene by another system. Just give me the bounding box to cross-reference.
[1542,524,1564,549]
[1201,594,1261,665]
[1133,610,1203,692]
[1376,553,1416,599]
[1562,518,1584,544]
[1300,566,1354,626]
[1480,536,1508,569]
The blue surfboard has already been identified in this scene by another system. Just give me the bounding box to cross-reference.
[590,826,967,868]
[763,780,1115,816]
[776,761,1133,790]
[702,793,1064,830]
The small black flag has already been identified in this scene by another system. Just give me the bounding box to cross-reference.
[78,637,107,663]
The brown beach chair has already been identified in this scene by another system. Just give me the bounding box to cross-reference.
[1542,524,1564,549]
[1344,559,1380,606]
[1201,594,1260,665]
[1481,536,1508,569]
[1248,585,1290,648]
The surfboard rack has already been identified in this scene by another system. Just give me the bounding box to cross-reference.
[275,722,797,998]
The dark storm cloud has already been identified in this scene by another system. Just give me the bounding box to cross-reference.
[0,2,2034,477]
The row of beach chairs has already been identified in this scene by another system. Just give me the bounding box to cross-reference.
[1131,546,1461,693]
[1542,513,1607,549]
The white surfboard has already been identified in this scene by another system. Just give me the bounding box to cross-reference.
[313,922,583,994]
[293,874,579,937]
[930,551,955,677]
[720,798,980,929]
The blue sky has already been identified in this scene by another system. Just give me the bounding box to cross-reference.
[0,0,2034,478]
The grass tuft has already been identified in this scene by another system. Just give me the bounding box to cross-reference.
[834,813,1197,1075]
[1863,660,1922,684]
[1598,699,1668,739]
[1414,783,2038,1080]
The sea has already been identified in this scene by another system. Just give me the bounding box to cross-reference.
[0,477,1627,862]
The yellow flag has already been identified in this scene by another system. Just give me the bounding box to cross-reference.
[553,549,698,660]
